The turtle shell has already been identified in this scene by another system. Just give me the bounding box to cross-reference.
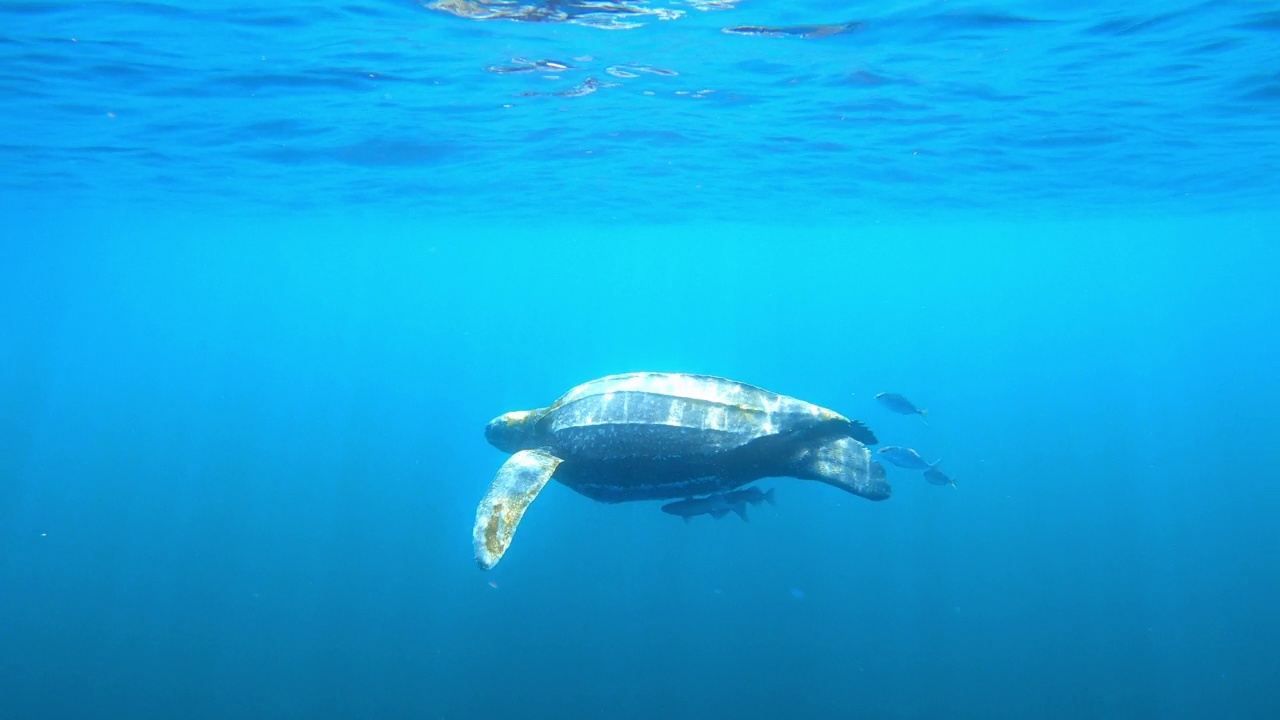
[537,372,865,460]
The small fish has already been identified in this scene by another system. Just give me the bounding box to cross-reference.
[875,392,928,423]
[923,467,957,488]
[661,494,749,522]
[725,486,776,507]
[877,445,939,470]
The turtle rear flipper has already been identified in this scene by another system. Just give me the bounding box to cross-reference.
[790,436,891,501]
[474,449,563,570]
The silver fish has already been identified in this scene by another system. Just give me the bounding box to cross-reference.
[877,446,939,471]
[875,392,928,424]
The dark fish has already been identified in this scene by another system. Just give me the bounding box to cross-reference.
[875,392,928,423]
[877,446,938,470]
[923,467,956,488]
[661,494,749,522]
[726,486,776,507]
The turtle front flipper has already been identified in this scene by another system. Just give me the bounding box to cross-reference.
[474,449,564,570]
[790,436,891,501]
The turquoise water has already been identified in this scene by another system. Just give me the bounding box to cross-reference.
[3,2,1280,719]
[4,1,1279,217]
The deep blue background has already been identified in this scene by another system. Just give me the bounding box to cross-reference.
[3,1,1280,718]
[3,214,1278,718]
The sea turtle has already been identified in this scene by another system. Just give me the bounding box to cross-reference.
[474,372,890,569]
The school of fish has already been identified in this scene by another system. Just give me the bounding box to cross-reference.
[873,392,955,488]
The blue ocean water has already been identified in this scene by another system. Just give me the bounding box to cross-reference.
[2,2,1279,719]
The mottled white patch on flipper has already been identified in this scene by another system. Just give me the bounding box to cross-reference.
[474,449,563,570]
[791,436,890,501]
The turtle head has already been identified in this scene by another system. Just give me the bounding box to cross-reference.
[485,409,542,453]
